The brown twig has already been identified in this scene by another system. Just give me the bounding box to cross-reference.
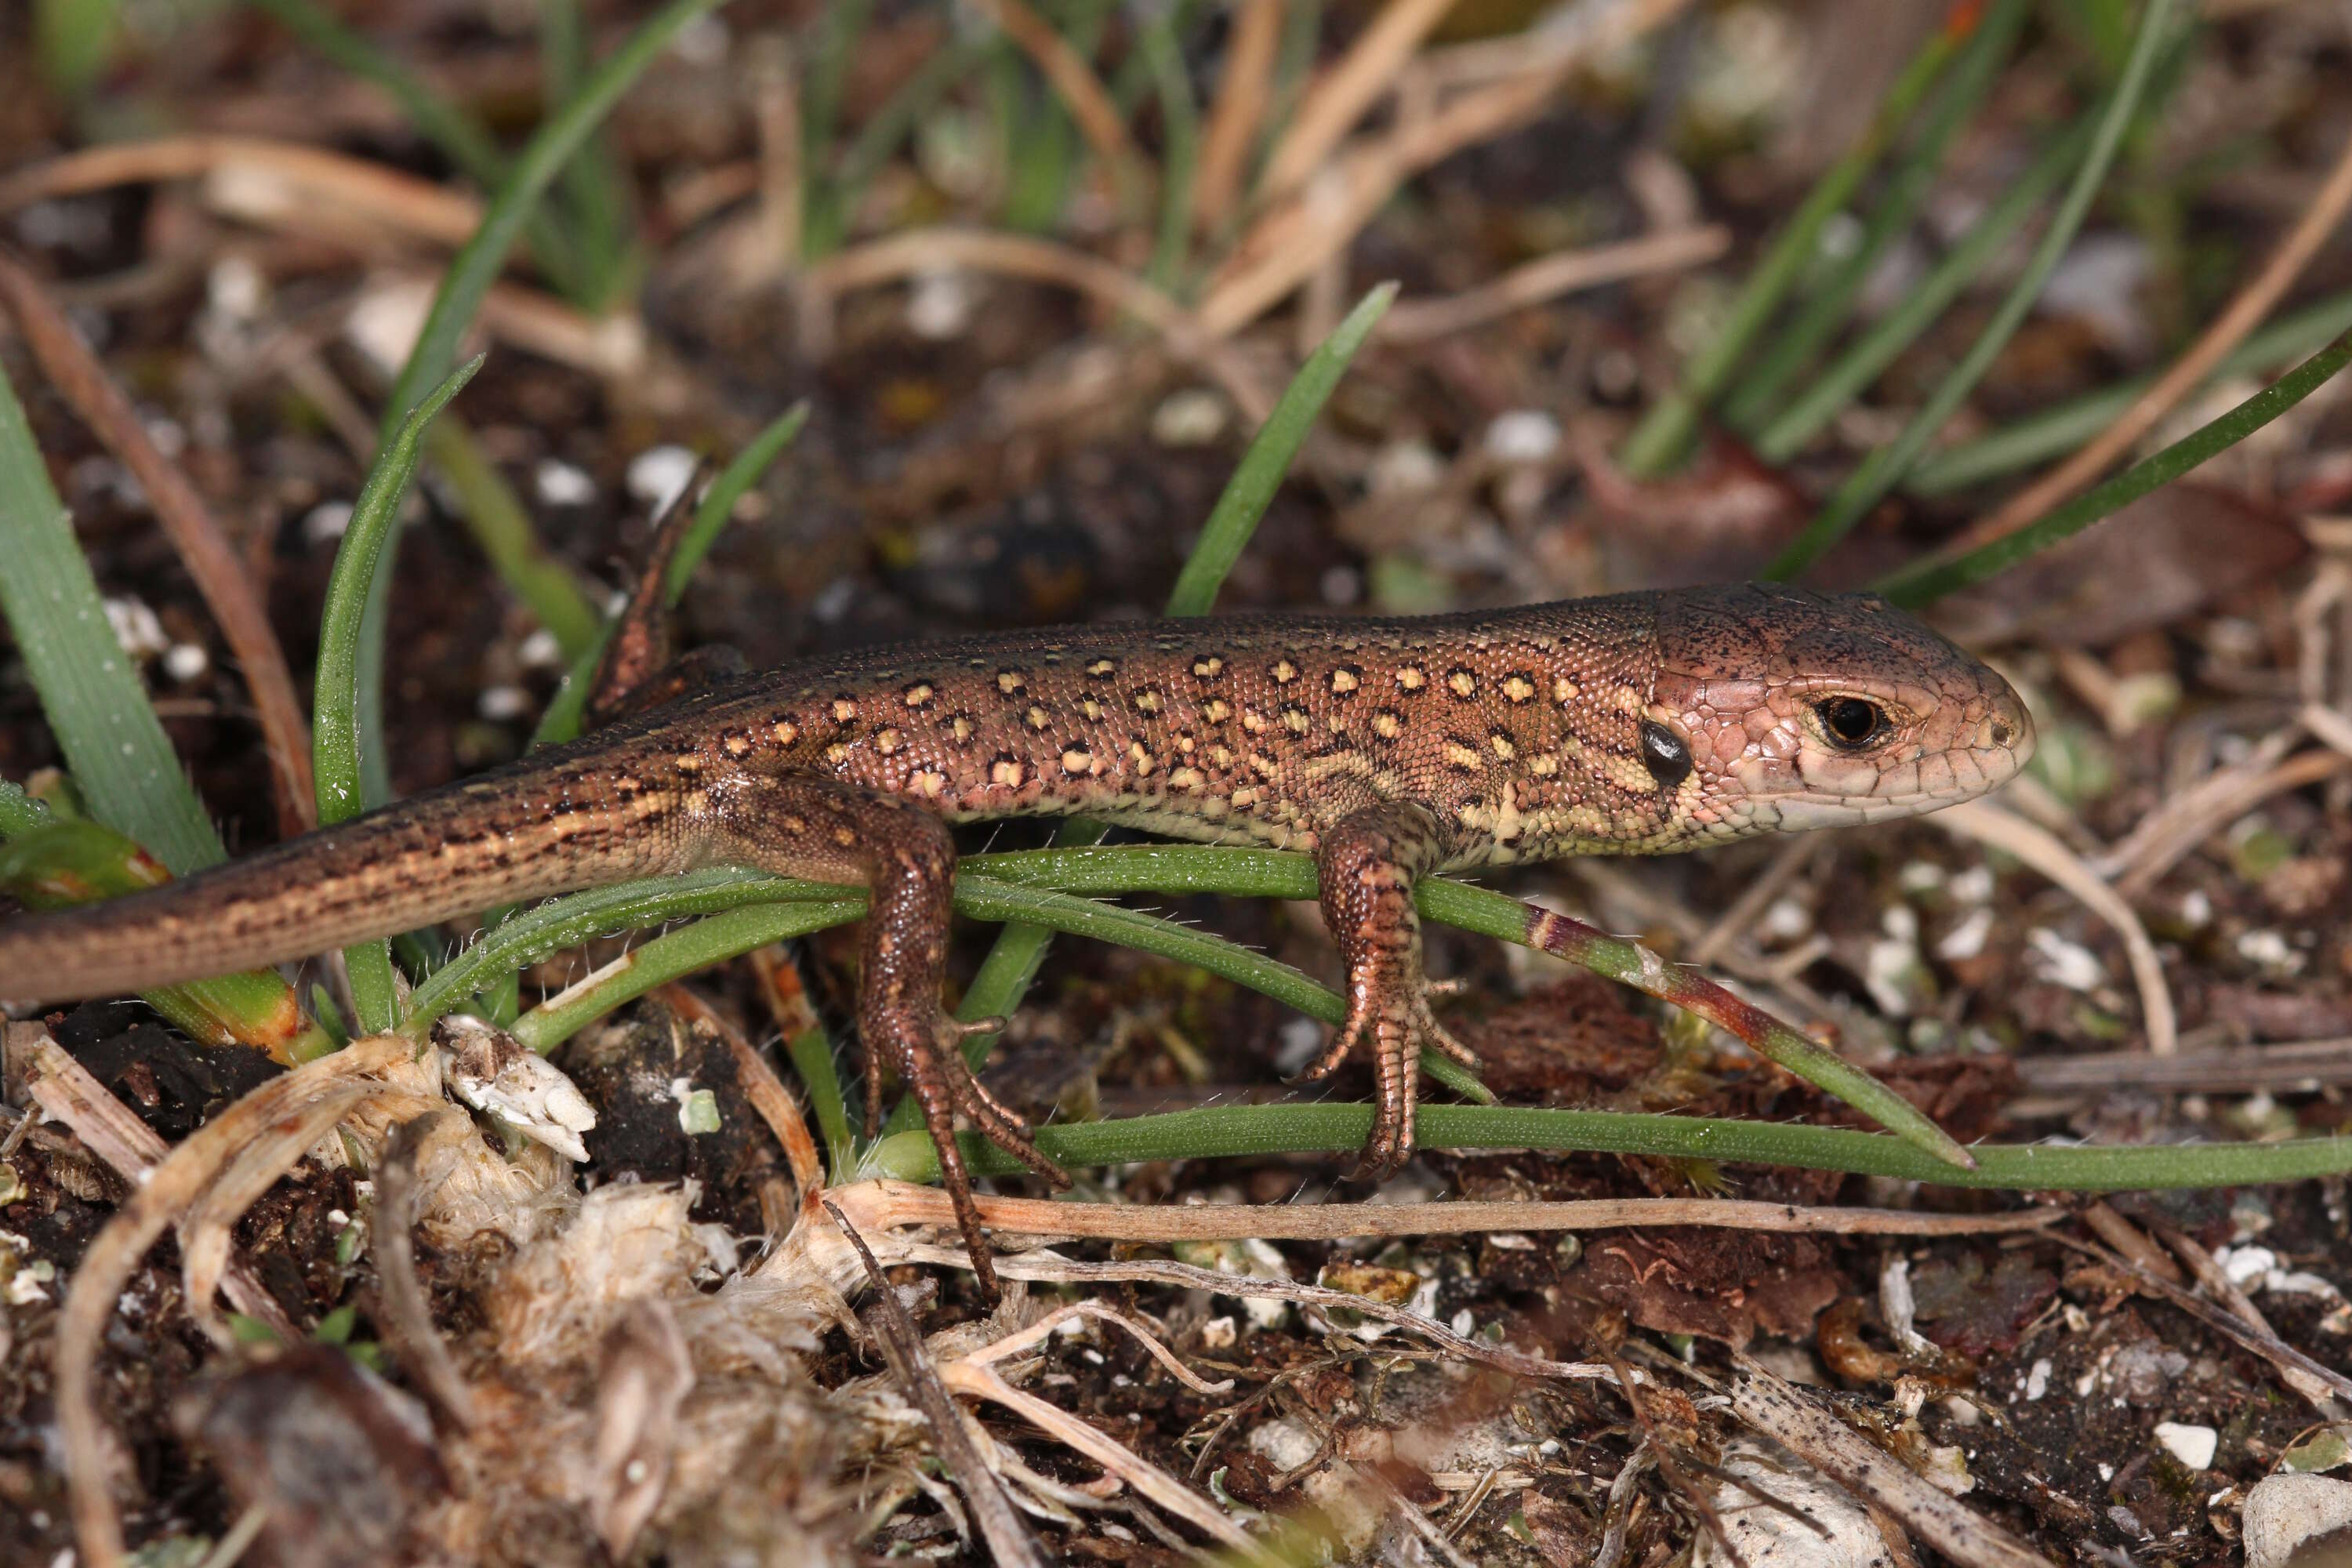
[1258,0,1462,204]
[373,1111,481,1429]
[0,250,316,837]
[849,1179,2064,1244]
[22,1036,292,1337]
[54,1033,412,1568]
[0,136,482,245]
[1936,800,2176,1054]
[1199,0,1693,337]
[1951,120,2352,553]
[824,1200,1047,1568]
[1727,1359,2049,1568]
[1192,0,1285,234]
[1377,227,1732,342]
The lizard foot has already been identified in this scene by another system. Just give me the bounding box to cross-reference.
[1290,973,1478,1181]
[902,1008,1070,1305]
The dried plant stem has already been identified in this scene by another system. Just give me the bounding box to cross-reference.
[972,0,1145,209]
[1377,227,1731,342]
[1953,120,2352,552]
[1258,0,1460,203]
[1192,0,1284,233]
[844,1178,2065,1245]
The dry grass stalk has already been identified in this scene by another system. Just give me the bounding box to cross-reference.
[374,1110,483,1428]
[2102,738,2348,897]
[1192,0,1287,233]
[1199,0,1693,336]
[53,1032,414,1568]
[1936,800,2177,1054]
[22,1035,292,1335]
[1954,120,2352,552]
[1727,1359,2049,1568]
[0,251,317,837]
[0,136,485,246]
[1377,226,1732,341]
[1256,0,1464,204]
[972,0,1146,207]
[928,1299,1263,1557]
[843,1178,2065,1244]
[827,1200,1049,1566]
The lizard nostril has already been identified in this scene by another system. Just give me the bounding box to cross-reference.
[1991,719,2014,747]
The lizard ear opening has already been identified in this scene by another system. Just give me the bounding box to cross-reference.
[1638,720,1693,788]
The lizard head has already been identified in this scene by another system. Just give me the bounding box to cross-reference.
[1642,583,2034,841]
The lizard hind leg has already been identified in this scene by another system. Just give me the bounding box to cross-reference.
[713,776,1065,1302]
[1300,800,1479,1181]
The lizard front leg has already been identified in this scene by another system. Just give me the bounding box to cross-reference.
[1298,800,1479,1180]
[713,775,1067,1301]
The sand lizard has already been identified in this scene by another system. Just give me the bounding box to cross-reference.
[0,583,2033,1297]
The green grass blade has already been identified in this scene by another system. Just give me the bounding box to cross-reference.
[1164,283,1396,616]
[1876,328,2352,606]
[246,0,592,303]
[786,1026,858,1185]
[314,355,486,1033]
[873,1103,2352,1193]
[1904,287,2352,495]
[350,0,727,815]
[0,362,223,874]
[539,0,637,310]
[1616,10,1967,478]
[1767,0,2183,580]
[424,418,601,658]
[1751,121,2092,466]
[1722,0,2028,437]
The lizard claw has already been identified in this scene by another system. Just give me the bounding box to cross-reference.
[1290,973,1477,1183]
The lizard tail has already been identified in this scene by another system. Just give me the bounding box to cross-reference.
[0,752,677,1007]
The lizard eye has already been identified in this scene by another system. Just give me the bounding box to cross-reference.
[1638,720,1693,788]
[1814,696,1888,750]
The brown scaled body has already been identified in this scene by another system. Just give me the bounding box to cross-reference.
[0,584,2033,1300]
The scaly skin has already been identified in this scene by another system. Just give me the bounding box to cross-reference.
[0,583,2032,1298]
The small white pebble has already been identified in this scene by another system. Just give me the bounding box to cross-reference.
[477,685,531,721]
[1274,1017,1326,1077]
[162,644,209,683]
[103,597,168,659]
[344,278,435,376]
[1937,907,1994,963]
[2154,1422,2218,1472]
[1484,409,1561,465]
[304,500,354,544]
[2219,1246,2278,1290]
[670,12,729,64]
[906,270,975,339]
[535,459,595,507]
[207,255,266,322]
[1369,440,1444,495]
[2179,888,2213,927]
[1200,1316,1237,1350]
[2025,1358,2051,1401]
[1947,865,1994,904]
[517,628,564,669]
[2027,927,2103,991]
[1761,897,1812,942]
[1452,1308,1475,1335]
[626,445,698,514]
[1899,861,1946,895]
[2236,929,2304,976]
[1151,387,1228,448]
